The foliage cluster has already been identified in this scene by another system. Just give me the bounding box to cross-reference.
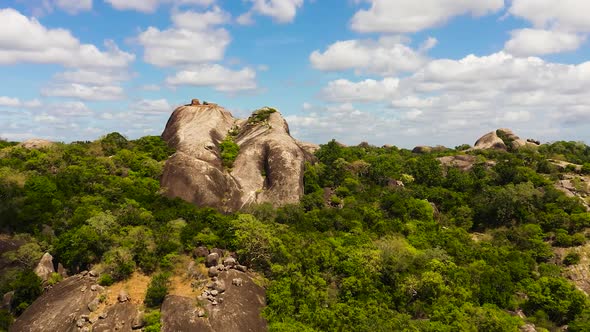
[2,134,590,330]
[219,133,240,170]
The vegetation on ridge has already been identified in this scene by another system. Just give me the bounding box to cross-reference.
[2,133,590,330]
[248,107,277,125]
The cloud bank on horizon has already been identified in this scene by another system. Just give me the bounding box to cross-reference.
[1,0,590,147]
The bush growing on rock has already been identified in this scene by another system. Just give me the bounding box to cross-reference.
[98,274,114,286]
[564,252,581,266]
[219,136,240,169]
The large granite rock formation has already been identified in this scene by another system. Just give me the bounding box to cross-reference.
[472,128,540,151]
[161,102,317,212]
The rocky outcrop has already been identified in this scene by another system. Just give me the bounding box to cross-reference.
[161,269,267,332]
[472,128,540,151]
[438,155,478,171]
[161,102,317,212]
[472,131,507,151]
[412,145,447,154]
[10,274,99,332]
[18,139,54,150]
[33,252,55,282]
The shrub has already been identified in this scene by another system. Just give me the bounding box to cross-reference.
[47,273,63,286]
[143,310,162,332]
[219,136,240,169]
[10,270,42,315]
[144,272,170,308]
[563,252,581,266]
[0,309,13,330]
[98,274,114,286]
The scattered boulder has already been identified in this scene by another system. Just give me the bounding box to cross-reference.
[232,278,243,287]
[412,146,432,154]
[33,252,55,282]
[194,246,209,258]
[235,265,248,273]
[57,263,68,278]
[118,289,130,303]
[387,179,405,188]
[211,248,224,257]
[206,253,220,267]
[208,266,219,278]
[437,155,478,172]
[412,145,447,154]
[210,280,226,293]
[527,138,541,145]
[223,257,237,268]
[87,298,100,312]
[1,291,14,310]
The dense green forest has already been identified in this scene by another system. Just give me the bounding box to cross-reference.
[2,134,590,331]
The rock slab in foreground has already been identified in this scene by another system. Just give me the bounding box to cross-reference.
[161,269,267,332]
[10,275,97,332]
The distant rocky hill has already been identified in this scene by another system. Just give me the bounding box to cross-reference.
[160,99,318,212]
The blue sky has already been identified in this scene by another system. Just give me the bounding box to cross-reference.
[1,0,590,148]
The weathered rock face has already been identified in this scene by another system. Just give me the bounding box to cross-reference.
[161,103,317,212]
[161,269,267,332]
[10,275,98,332]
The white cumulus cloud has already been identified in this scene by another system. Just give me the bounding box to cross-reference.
[351,0,504,33]
[137,7,231,67]
[166,64,257,92]
[0,9,134,68]
[237,0,303,24]
[105,0,215,13]
[310,36,433,75]
[505,29,585,56]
